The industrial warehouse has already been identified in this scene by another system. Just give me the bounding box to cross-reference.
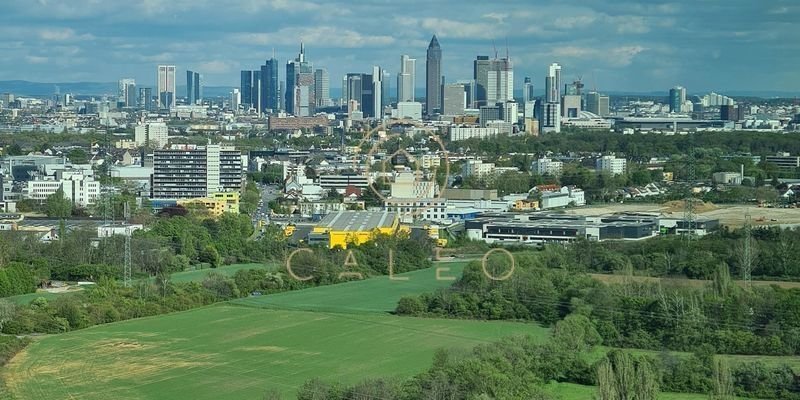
[465,213,719,244]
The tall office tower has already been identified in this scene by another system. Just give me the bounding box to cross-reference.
[186,70,201,105]
[564,78,583,96]
[381,69,390,110]
[487,57,513,104]
[397,55,416,103]
[278,80,285,111]
[314,68,330,108]
[561,95,581,118]
[545,63,561,104]
[260,57,279,113]
[372,66,383,117]
[230,88,241,111]
[345,73,363,109]
[541,102,561,133]
[240,71,253,110]
[425,35,442,115]
[474,56,490,107]
[138,87,153,111]
[443,83,466,116]
[669,86,686,113]
[151,145,243,199]
[585,92,609,116]
[157,65,176,110]
[523,77,535,104]
[286,42,315,116]
[118,78,136,107]
[457,80,475,109]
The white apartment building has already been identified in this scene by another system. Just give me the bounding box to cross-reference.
[449,126,500,141]
[596,155,627,176]
[531,157,563,176]
[461,159,495,178]
[420,154,441,169]
[134,122,169,149]
[390,172,436,198]
[384,198,448,223]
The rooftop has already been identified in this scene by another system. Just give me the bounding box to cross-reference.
[317,210,397,232]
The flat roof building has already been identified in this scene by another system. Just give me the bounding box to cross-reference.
[310,210,401,248]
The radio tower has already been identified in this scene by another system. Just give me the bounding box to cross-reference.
[123,202,132,287]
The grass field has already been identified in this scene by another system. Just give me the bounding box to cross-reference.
[544,382,732,399]
[234,260,470,313]
[4,305,541,399]
[590,273,800,290]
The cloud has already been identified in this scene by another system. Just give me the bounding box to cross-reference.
[234,27,394,48]
[197,60,234,74]
[482,13,509,24]
[37,28,93,41]
[551,45,647,67]
[554,15,598,29]
[25,55,49,64]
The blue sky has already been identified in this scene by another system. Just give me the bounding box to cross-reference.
[0,0,797,93]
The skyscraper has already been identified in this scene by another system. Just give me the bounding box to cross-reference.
[523,77,535,104]
[425,35,442,115]
[585,92,610,117]
[545,63,561,104]
[138,87,153,111]
[118,78,136,107]
[474,56,490,108]
[186,70,201,105]
[473,56,512,107]
[260,57,279,113]
[314,68,330,108]
[381,69,391,111]
[286,42,315,116]
[443,83,466,116]
[669,86,686,113]
[397,55,416,103]
[240,70,260,111]
[372,65,383,118]
[157,65,176,110]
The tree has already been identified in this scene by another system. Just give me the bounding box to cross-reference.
[709,358,735,400]
[66,148,89,164]
[0,300,16,332]
[46,187,72,218]
[200,245,221,268]
[597,351,660,400]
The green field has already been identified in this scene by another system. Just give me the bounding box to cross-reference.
[234,260,470,313]
[5,305,541,399]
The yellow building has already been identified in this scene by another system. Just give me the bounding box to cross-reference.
[513,199,540,211]
[177,192,240,218]
[311,210,402,249]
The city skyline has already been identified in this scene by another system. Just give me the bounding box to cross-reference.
[0,1,797,93]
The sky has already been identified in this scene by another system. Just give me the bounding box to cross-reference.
[0,0,798,94]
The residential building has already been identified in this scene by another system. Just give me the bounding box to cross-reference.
[425,35,442,115]
[390,172,436,198]
[157,65,176,109]
[461,159,495,178]
[531,157,563,176]
[545,63,561,103]
[397,55,416,103]
[176,192,240,217]
[540,102,561,133]
[449,126,500,141]
[134,122,169,149]
[150,145,243,199]
[596,155,627,176]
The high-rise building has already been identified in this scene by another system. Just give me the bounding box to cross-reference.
[157,65,176,110]
[442,83,466,116]
[151,145,243,199]
[286,43,315,116]
[118,78,136,107]
[138,87,153,111]
[397,55,416,103]
[230,88,240,111]
[260,58,279,113]
[669,86,686,113]
[372,66,384,118]
[523,77,535,104]
[561,95,581,118]
[545,63,561,104]
[381,69,391,112]
[314,68,330,108]
[278,81,285,111]
[240,70,261,112]
[186,70,201,105]
[474,56,490,108]
[425,35,442,115]
[585,92,610,116]
[474,56,513,107]
[345,72,381,118]
[540,102,561,133]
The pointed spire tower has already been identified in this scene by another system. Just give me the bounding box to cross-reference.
[425,34,442,116]
[299,42,305,62]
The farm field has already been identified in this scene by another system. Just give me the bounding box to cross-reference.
[4,305,541,399]
[234,260,470,313]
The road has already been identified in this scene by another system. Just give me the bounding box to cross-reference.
[252,183,280,234]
